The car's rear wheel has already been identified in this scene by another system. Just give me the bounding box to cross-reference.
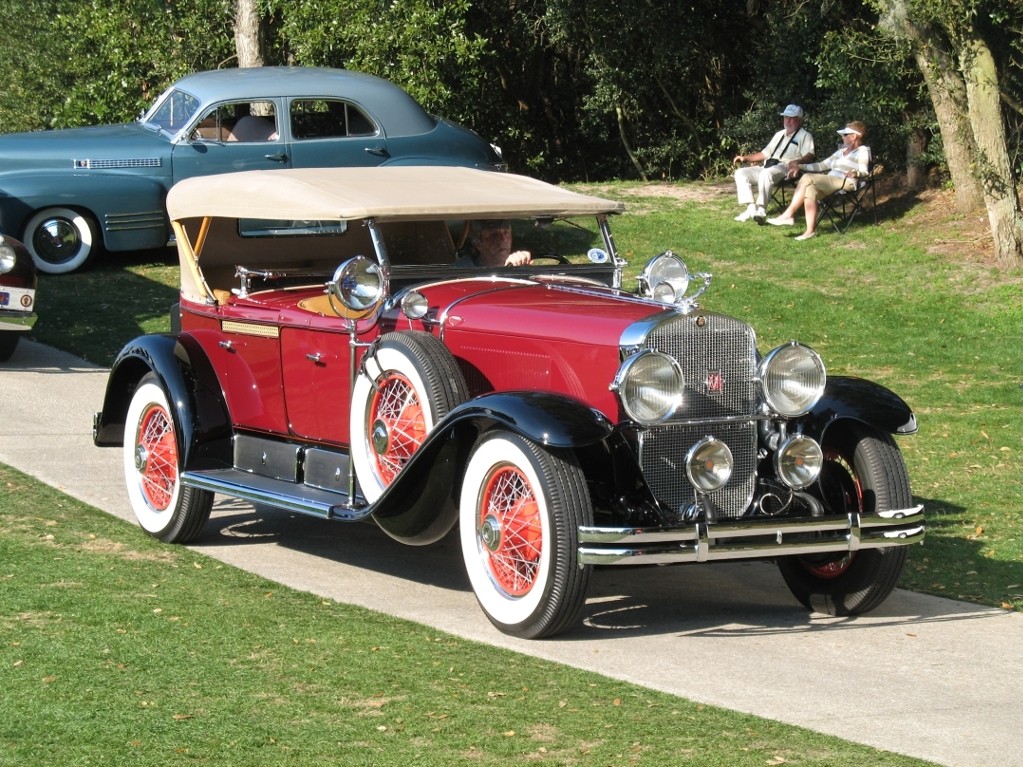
[778,423,912,615]
[123,375,213,543]
[459,431,591,638]
[24,207,98,274]
[350,331,468,502]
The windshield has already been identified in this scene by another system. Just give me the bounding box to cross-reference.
[140,87,202,134]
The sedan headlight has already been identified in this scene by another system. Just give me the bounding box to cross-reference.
[759,342,826,416]
[612,350,684,425]
[0,238,16,274]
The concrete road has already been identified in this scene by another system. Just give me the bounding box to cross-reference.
[2,339,1020,767]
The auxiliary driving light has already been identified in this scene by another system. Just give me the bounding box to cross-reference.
[774,434,824,489]
[685,437,733,493]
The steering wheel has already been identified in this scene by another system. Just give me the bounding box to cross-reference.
[530,253,571,265]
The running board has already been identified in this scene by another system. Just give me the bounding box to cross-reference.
[181,469,371,521]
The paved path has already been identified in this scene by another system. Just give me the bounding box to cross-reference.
[2,339,1020,767]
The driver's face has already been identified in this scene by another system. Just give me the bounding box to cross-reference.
[475,225,512,265]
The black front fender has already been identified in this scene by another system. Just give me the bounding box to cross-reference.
[92,333,232,469]
[801,375,918,441]
[442,391,615,448]
[369,391,614,539]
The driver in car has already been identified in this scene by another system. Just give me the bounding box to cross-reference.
[454,219,533,267]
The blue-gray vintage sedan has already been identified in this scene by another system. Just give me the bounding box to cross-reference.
[0,67,505,274]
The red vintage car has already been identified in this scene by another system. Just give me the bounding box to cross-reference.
[93,166,923,638]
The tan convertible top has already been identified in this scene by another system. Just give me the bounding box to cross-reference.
[166,166,624,222]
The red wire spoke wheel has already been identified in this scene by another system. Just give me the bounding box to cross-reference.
[478,464,543,597]
[460,431,591,638]
[123,374,212,543]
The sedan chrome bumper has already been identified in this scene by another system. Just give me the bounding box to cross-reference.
[578,505,924,565]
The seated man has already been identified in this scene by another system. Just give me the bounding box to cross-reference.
[454,219,533,267]
[768,121,871,240]
[733,104,816,224]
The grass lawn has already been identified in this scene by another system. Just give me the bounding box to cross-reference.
[0,463,939,766]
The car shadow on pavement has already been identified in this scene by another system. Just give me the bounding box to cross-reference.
[184,497,1005,642]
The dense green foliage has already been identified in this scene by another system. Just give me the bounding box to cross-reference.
[0,0,1019,182]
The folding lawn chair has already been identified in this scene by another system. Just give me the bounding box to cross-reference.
[815,160,881,234]
[770,175,798,212]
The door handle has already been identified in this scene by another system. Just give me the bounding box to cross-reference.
[364,146,389,157]
[264,153,288,163]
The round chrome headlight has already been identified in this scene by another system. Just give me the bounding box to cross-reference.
[329,256,383,312]
[639,252,689,303]
[613,350,684,425]
[686,437,734,492]
[774,434,823,489]
[759,342,826,416]
[0,238,16,274]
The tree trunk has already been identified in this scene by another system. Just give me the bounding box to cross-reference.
[960,35,1023,267]
[616,105,647,181]
[900,22,984,211]
[905,126,927,190]
[234,0,264,69]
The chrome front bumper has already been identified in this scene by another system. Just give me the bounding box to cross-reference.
[578,505,924,565]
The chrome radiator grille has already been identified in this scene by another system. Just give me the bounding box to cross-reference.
[638,312,758,519]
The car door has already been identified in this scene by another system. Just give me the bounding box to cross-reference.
[285,98,389,169]
[171,99,291,182]
[280,325,353,444]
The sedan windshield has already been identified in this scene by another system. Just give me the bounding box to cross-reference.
[140,88,202,134]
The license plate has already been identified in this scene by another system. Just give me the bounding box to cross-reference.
[0,287,34,310]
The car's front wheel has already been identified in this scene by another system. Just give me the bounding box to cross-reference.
[778,423,912,615]
[23,207,98,274]
[459,431,591,638]
[123,374,213,543]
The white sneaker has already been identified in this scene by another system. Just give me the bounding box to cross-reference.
[734,204,756,222]
[794,232,817,241]
[768,216,795,226]
[753,206,767,225]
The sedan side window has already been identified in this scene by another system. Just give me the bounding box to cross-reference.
[192,101,279,142]
[290,99,377,139]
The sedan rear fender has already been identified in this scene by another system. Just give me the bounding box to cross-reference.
[800,375,918,442]
[368,391,614,520]
[93,333,232,469]
[0,171,168,249]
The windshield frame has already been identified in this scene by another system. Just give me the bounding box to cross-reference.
[139,86,203,139]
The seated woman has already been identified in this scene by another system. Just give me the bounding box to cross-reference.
[768,121,871,240]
